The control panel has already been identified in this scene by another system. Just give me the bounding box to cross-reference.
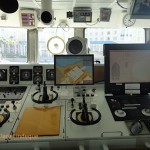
[73,7,92,22]
[0,85,30,142]
[0,64,149,150]
[0,64,55,85]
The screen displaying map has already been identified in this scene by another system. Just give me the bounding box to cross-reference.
[54,55,94,85]
[110,50,150,83]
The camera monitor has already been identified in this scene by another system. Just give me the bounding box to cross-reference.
[54,55,94,85]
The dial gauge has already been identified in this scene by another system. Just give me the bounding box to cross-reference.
[123,14,136,27]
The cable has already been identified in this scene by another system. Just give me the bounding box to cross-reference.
[85,18,99,26]
[116,0,127,9]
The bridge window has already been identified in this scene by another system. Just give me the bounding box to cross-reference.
[0,28,27,63]
[85,28,145,64]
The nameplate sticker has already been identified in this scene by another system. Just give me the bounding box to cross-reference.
[125,84,140,90]
[125,90,140,94]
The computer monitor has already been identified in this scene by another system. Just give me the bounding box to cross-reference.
[129,0,150,19]
[104,44,150,94]
[54,55,94,85]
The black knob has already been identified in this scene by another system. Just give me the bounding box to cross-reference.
[3,94,6,98]
[11,101,17,110]
[79,103,82,110]
[36,82,41,91]
[50,86,53,91]
[11,100,15,104]
[92,88,96,93]
[71,98,74,108]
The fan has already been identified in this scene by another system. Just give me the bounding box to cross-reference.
[66,37,88,55]
[47,36,65,54]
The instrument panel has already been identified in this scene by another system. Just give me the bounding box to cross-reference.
[0,64,55,85]
[0,64,149,150]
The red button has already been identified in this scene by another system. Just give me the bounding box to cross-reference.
[6,104,9,108]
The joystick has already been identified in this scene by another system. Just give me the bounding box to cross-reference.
[31,81,58,104]
[42,81,49,102]
[12,100,17,110]
[69,95,101,125]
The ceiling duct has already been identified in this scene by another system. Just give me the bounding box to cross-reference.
[41,0,53,25]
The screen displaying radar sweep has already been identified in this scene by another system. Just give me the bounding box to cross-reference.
[54,55,94,85]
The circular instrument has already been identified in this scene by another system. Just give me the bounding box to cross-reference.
[66,37,88,54]
[47,36,65,54]
[123,14,136,27]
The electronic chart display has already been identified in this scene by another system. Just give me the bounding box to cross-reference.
[54,55,94,85]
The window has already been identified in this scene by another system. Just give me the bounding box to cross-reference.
[0,28,27,63]
[85,28,145,64]
[38,28,74,63]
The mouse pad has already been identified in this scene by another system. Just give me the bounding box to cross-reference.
[15,106,61,136]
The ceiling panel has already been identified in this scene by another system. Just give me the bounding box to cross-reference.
[76,0,115,3]
[18,0,128,10]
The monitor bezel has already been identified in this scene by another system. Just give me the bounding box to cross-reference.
[54,54,94,86]
[104,43,150,94]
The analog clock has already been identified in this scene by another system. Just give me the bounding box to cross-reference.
[123,14,136,27]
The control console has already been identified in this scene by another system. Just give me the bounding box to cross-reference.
[0,85,30,142]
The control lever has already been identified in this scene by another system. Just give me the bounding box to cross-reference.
[79,103,82,110]
[12,100,17,110]
[69,96,101,126]
[31,81,58,104]
[71,98,74,108]
[42,81,49,102]
[80,96,90,123]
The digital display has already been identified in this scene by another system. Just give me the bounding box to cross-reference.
[54,55,94,85]
[21,13,35,26]
[110,50,150,83]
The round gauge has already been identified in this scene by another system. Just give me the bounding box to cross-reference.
[9,76,19,84]
[47,36,65,55]
[33,75,43,84]
[123,14,136,27]
[20,69,32,81]
[0,69,7,81]
[33,66,43,74]
[9,66,19,75]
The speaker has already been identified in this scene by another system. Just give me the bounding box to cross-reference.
[0,0,18,13]
[66,37,88,54]
[40,0,53,25]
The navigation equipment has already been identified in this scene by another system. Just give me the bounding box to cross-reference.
[104,44,150,94]
[54,55,94,85]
